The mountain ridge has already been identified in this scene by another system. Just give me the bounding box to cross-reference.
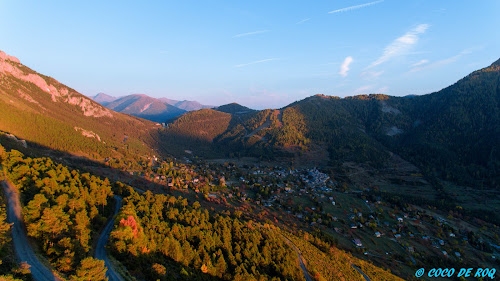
[105,94,186,123]
[215,102,256,114]
[164,58,500,188]
[0,49,162,159]
[92,92,117,105]
[2,48,499,188]
[92,93,213,121]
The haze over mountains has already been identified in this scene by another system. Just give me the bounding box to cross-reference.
[164,60,500,189]
[91,93,214,122]
[1,49,500,281]
[2,49,499,191]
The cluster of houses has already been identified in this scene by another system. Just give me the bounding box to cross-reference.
[103,154,497,269]
[105,154,498,267]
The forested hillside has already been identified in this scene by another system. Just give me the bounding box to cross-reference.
[0,142,406,281]
[383,61,500,187]
[4,47,497,188]
[108,183,405,281]
[110,185,303,281]
[165,59,500,188]
[1,145,110,279]
[0,165,31,281]
[0,50,162,160]
[160,109,234,157]
[214,103,256,114]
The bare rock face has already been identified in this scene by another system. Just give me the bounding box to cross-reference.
[0,49,113,118]
[74,127,101,141]
[0,50,20,63]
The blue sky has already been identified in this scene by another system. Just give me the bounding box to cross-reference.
[1,1,499,109]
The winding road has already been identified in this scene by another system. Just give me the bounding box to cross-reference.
[3,172,125,281]
[2,177,62,281]
[290,243,313,281]
[279,234,313,281]
[351,264,372,281]
[94,195,125,281]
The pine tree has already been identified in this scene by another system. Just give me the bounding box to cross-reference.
[72,257,108,281]
[75,209,91,252]
[215,255,227,277]
[0,204,12,248]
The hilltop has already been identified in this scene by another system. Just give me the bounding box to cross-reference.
[92,94,213,122]
[91,93,117,106]
[0,50,162,160]
[105,94,186,122]
[214,102,256,114]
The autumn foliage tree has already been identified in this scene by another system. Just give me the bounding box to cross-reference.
[109,187,303,281]
[1,149,114,274]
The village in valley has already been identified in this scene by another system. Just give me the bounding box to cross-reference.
[100,153,500,277]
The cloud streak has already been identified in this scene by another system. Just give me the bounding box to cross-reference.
[339,56,353,77]
[410,49,472,72]
[235,58,280,68]
[328,0,384,14]
[354,85,374,94]
[233,30,270,38]
[361,70,384,80]
[367,24,429,69]
[412,59,429,67]
[296,18,310,24]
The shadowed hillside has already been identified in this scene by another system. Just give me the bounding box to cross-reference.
[215,103,256,114]
[0,50,163,160]
[165,60,500,188]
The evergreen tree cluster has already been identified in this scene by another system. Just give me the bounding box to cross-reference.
[2,146,112,277]
[110,186,303,281]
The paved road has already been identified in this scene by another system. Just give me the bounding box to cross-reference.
[351,264,372,281]
[95,195,125,281]
[291,243,313,281]
[279,234,313,281]
[2,178,62,281]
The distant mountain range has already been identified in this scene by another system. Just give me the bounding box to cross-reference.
[91,93,213,122]
[92,93,116,106]
[1,48,498,190]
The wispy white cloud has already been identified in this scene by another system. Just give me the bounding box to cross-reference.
[296,18,310,24]
[354,85,374,94]
[328,0,384,14]
[361,70,384,80]
[378,86,389,93]
[367,24,430,69]
[235,58,280,68]
[233,30,270,38]
[410,49,472,72]
[339,56,353,77]
[412,59,429,67]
